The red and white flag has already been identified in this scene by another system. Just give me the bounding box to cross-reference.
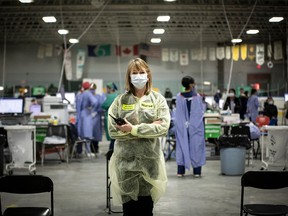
[115,45,139,57]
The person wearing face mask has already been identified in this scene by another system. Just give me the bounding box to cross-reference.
[107,58,170,216]
[174,76,206,177]
[89,83,105,154]
[247,88,259,123]
[101,82,118,150]
[263,96,278,125]
[223,88,241,114]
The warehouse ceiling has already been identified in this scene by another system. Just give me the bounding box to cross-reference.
[0,0,287,46]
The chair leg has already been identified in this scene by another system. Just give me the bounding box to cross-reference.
[41,144,45,166]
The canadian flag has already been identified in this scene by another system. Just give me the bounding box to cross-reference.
[115,45,139,57]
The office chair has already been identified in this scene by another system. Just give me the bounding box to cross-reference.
[230,125,253,166]
[41,124,69,165]
[240,171,288,216]
[0,175,54,216]
[106,150,123,214]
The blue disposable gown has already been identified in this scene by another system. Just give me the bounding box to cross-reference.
[108,91,170,205]
[77,90,98,139]
[247,95,259,123]
[92,93,105,141]
[175,92,206,170]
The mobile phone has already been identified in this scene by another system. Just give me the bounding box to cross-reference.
[109,114,126,125]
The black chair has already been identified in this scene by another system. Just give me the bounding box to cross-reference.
[0,175,54,216]
[240,171,288,216]
[231,125,253,165]
[106,150,123,214]
[41,124,69,165]
[68,123,89,160]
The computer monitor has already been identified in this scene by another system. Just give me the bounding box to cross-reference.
[29,104,41,115]
[285,93,288,102]
[0,98,23,114]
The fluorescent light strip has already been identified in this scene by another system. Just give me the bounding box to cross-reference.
[151,38,161,43]
[69,38,79,44]
[153,28,165,34]
[164,0,177,2]
[157,16,170,22]
[269,17,284,22]
[19,0,34,3]
[42,16,57,23]
[246,29,259,34]
[231,38,242,43]
[58,29,69,35]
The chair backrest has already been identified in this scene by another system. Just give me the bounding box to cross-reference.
[0,175,54,216]
[0,175,53,194]
[231,125,251,139]
[241,171,288,189]
[46,124,67,138]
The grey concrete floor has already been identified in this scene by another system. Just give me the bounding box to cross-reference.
[2,141,288,216]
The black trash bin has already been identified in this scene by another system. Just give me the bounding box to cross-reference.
[219,134,251,175]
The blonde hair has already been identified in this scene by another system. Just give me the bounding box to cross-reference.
[125,58,152,95]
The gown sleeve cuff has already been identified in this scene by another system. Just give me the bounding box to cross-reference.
[131,125,138,136]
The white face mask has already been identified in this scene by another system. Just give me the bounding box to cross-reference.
[130,73,148,89]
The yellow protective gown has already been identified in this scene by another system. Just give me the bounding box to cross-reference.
[108,90,170,205]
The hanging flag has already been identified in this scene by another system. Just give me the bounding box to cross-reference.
[267,44,272,58]
[240,44,247,60]
[76,49,85,80]
[190,48,198,60]
[139,44,161,58]
[115,44,139,57]
[225,46,231,60]
[88,44,111,57]
[45,44,53,57]
[247,44,255,61]
[274,41,283,60]
[162,48,169,62]
[209,47,216,61]
[202,47,207,61]
[232,45,240,61]
[170,48,179,62]
[256,44,265,65]
[64,50,72,81]
[216,47,225,60]
[179,50,189,66]
[37,45,45,59]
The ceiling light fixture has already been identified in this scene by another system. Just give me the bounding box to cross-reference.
[42,16,57,23]
[157,16,170,22]
[19,0,34,3]
[69,38,79,44]
[231,38,242,43]
[163,0,177,2]
[151,38,161,43]
[269,17,284,22]
[153,28,165,34]
[203,81,211,85]
[246,29,259,34]
[0,86,4,91]
[58,29,69,35]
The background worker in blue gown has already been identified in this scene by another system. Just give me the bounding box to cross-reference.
[247,88,259,123]
[174,76,206,177]
[76,81,98,157]
[90,83,105,154]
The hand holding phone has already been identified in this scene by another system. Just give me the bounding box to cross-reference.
[109,114,126,126]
